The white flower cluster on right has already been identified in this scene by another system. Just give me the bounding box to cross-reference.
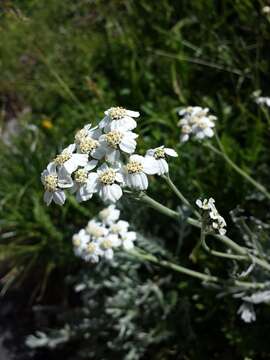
[41,107,178,206]
[196,198,227,235]
[178,106,217,142]
[72,205,136,263]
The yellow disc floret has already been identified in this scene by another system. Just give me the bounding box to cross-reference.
[101,238,113,249]
[154,148,165,159]
[99,169,116,185]
[44,174,58,192]
[54,150,71,165]
[126,160,143,174]
[79,137,98,154]
[74,169,88,184]
[108,107,127,120]
[105,131,123,148]
[86,242,97,254]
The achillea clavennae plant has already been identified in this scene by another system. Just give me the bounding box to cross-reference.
[41,105,270,322]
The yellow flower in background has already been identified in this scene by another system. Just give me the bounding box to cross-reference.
[41,118,53,129]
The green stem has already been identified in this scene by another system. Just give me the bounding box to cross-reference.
[129,248,266,290]
[138,192,270,273]
[162,175,200,218]
[204,137,270,201]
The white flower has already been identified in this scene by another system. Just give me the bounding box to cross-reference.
[237,302,256,323]
[83,241,104,263]
[86,163,124,203]
[255,96,270,107]
[262,6,270,14]
[178,106,217,142]
[53,144,88,174]
[41,163,73,206]
[110,220,129,236]
[75,124,104,160]
[86,219,108,239]
[196,197,226,235]
[121,231,136,250]
[98,129,138,164]
[99,205,120,225]
[70,161,98,202]
[146,146,178,175]
[72,229,90,257]
[98,234,121,260]
[99,107,140,131]
[122,154,158,190]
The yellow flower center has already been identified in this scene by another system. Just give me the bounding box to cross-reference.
[75,128,88,143]
[109,107,127,120]
[44,174,58,192]
[101,239,113,249]
[110,224,122,233]
[154,148,165,159]
[79,137,98,154]
[126,160,143,174]
[54,150,72,165]
[72,236,81,247]
[86,223,105,238]
[86,243,97,254]
[74,169,88,184]
[99,169,116,185]
[105,131,123,148]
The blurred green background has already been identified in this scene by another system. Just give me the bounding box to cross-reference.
[1,0,270,359]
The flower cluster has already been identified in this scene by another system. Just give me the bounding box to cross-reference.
[255,96,270,107]
[72,205,136,263]
[196,198,227,235]
[178,106,217,142]
[41,107,178,205]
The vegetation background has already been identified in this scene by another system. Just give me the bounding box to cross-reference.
[1,0,270,359]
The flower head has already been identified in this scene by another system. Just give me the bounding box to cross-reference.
[53,144,88,174]
[178,106,217,142]
[99,205,120,225]
[122,154,158,190]
[146,146,178,175]
[99,107,140,131]
[196,197,226,235]
[41,163,73,205]
[86,163,123,203]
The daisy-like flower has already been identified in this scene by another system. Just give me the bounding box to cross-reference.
[196,198,227,235]
[41,163,73,206]
[87,163,124,203]
[72,229,90,258]
[75,124,103,160]
[98,205,120,225]
[178,106,217,142]
[86,219,108,239]
[98,129,138,164]
[70,161,98,202]
[146,146,178,175]
[110,220,129,236]
[53,144,88,174]
[83,241,104,263]
[98,234,121,260]
[121,231,136,250]
[122,154,158,190]
[99,107,140,131]
[237,302,256,323]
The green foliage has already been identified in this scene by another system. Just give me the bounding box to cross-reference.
[1,0,270,358]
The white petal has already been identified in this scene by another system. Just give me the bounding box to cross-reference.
[104,249,114,260]
[129,173,148,190]
[157,159,169,175]
[119,136,137,154]
[164,148,178,157]
[99,116,110,129]
[86,173,99,192]
[126,110,140,118]
[143,157,159,175]
[52,190,66,205]
[44,191,53,206]
[110,117,137,131]
[77,185,93,202]
[106,149,120,164]
[115,172,124,183]
[85,160,98,171]
[123,239,134,250]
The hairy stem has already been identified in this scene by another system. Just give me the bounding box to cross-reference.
[129,248,267,290]
[138,192,270,273]
[162,174,200,218]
